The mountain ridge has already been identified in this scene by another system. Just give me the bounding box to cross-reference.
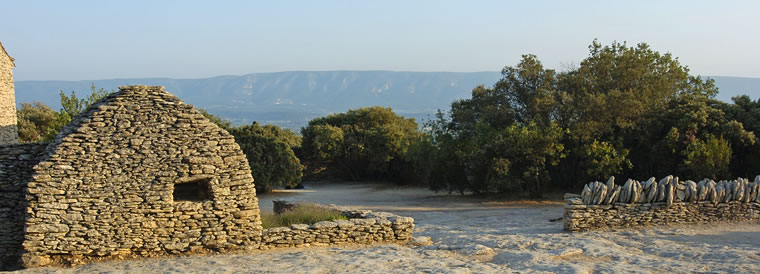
[13,72,760,130]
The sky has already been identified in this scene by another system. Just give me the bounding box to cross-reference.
[1,0,759,81]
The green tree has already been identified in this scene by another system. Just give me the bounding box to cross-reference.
[416,40,758,196]
[683,135,732,179]
[406,110,469,194]
[228,122,304,192]
[717,95,760,177]
[301,106,420,182]
[16,102,58,143]
[580,140,632,180]
[47,84,112,140]
[423,55,565,197]
[469,121,564,196]
[630,95,755,179]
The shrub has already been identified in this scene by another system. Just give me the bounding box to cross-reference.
[260,204,347,229]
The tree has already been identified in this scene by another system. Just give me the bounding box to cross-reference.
[580,140,632,180]
[301,106,420,182]
[16,102,58,143]
[708,95,760,177]
[414,40,760,196]
[406,110,469,194]
[198,109,304,193]
[683,135,732,179]
[47,84,112,140]
[15,84,113,142]
[627,95,755,180]
[228,122,304,192]
[467,121,564,197]
[420,55,565,197]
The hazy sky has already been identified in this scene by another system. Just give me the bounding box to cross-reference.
[1,0,758,81]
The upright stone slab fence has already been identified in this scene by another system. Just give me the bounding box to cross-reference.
[564,175,760,232]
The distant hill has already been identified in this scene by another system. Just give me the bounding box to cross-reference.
[13,72,759,130]
[708,76,760,103]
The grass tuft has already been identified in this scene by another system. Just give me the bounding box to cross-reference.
[261,204,347,229]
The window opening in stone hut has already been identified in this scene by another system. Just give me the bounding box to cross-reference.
[173,177,212,202]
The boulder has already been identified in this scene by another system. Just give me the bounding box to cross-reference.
[410,236,433,246]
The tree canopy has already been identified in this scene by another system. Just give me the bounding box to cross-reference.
[408,40,760,197]
[301,106,420,182]
[17,84,112,143]
[227,122,304,192]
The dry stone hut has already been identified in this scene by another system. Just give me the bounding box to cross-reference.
[1,85,262,269]
[0,41,18,144]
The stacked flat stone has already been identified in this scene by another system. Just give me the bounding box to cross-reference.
[20,86,262,268]
[0,41,18,145]
[0,143,47,270]
[262,206,414,248]
[566,175,760,232]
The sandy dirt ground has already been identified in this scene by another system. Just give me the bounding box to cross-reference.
[19,182,760,273]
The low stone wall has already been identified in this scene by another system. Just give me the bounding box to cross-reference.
[564,175,760,232]
[0,142,47,270]
[565,201,760,232]
[262,203,414,248]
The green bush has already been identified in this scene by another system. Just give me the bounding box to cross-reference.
[260,204,347,229]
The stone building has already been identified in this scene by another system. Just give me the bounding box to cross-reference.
[0,41,415,269]
[0,85,262,269]
[0,41,18,144]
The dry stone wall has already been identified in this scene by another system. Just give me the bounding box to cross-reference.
[0,42,18,144]
[0,143,47,270]
[21,86,262,268]
[564,176,760,232]
[263,202,414,248]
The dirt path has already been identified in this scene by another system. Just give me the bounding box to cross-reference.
[20,182,760,273]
